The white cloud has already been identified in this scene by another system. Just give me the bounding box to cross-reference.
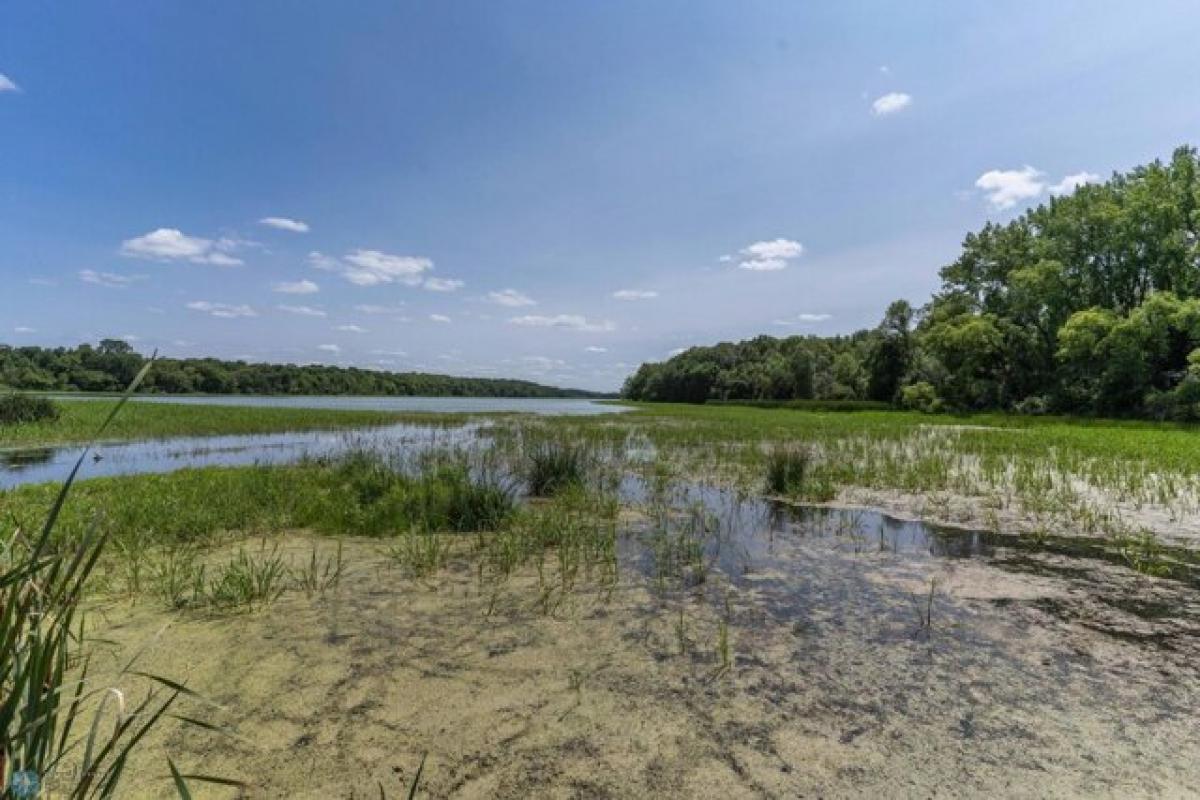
[585,346,608,353]
[668,347,687,357]
[423,277,464,292]
[317,344,341,354]
[120,228,245,266]
[1049,171,1101,196]
[509,314,615,333]
[341,249,432,286]
[277,304,326,317]
[258,217,309,233]
[14,326,35,333]
[308,251,340,270]
[79,269,143,288]
[28,277,57,287]
[371,348,408,357]
[613,289,658,300]
[797,313,832,322]
[727,238,804,271]
[488,289,536,307]
[272,279,319,294]
[975,166,1045,210]
[871,92,912,116]
[335,324,368,333]
[186,301,257,318]
[355,304,407,316]
[0,74,19,93]
[429,314,452,323]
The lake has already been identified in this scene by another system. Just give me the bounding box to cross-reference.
[1,396,629,489]
[53,394,625,415]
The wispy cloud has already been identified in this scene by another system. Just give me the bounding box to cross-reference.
[798,313,832,322]
[186,301,257,318]
[423,277,464,292]
[27,277,57,287]
[121,228,245,266]
[612,289,658,300]
[335,324,367,333]
[340,249,432,286]
[429,314,452,323]
[585,346,608,353]
[871,91,912,115]
[258,217,309,233]
[79,269,144,288]
[975,166,1045,210]
[509,314,615,333]
[0,73,19,93]
[487,289,536,307]
[277,304,326,317]
[354,304,408,316]
[725,238,804,271]
[14,326,35,334]
[317,344,341,353]
[272,279,319,294]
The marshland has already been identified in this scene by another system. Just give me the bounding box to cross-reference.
[3,394,1199,797]
[8,5,1200,798]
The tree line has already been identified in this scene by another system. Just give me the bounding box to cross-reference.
[0,341,603,398]
[624,145,1200,420]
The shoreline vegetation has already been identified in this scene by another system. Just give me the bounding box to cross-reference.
[4,392,1200,794]
[0,338,608,398]
[623,146,1200,423]
[0,397,470,448]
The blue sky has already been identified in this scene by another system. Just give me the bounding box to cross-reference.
[3,1,1199,391]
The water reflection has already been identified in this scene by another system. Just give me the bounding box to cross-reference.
[0,422,480,490]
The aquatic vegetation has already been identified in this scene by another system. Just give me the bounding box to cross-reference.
[764,444,811,495]
[523,439,591,496]
[0,362,231,797]
[1113,531,1175,578]
[911,577,938,635]
[0,393,60,425]
[387,527,452,578]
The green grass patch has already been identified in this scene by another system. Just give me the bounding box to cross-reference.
[0,398,467,448]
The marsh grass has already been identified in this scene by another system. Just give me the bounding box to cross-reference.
[0,393,61,425]
[0,397,469,449]
[524,440,591,496]
[387,528,452,579]
[0,358,237,797]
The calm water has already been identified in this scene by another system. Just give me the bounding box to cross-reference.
[1,395,627,489]
[55,394,626,415]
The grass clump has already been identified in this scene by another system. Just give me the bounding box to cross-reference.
[764,444,813,496]
[0,393,61,425]
[524,440,590,496]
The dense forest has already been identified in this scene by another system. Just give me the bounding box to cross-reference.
[0,341,602,398]
[624,145,1200,420]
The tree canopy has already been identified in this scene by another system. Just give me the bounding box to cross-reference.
[0,340,603,398]
[625,145,1200,420]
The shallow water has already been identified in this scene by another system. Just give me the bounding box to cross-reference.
[619,478,1200,651]
[0,422,480,489]
[55,394,626,415]
[2,396,627,489]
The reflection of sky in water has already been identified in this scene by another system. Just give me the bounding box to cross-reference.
[0,423,481,489]
[53,395,629,415]
[1,397,627,489]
